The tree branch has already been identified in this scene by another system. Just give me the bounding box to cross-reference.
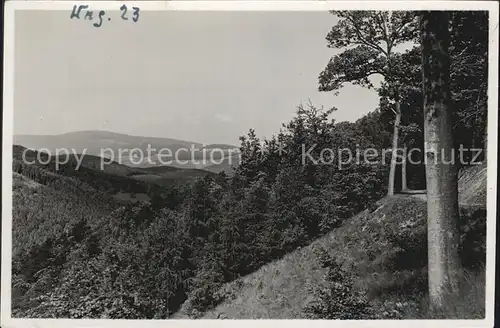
[345,14,388,56]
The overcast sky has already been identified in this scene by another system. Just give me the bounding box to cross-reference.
[14,10,380,145]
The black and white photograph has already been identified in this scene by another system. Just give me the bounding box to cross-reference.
[1,1,498,326]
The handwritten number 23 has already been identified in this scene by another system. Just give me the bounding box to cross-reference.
[120,5,140,22]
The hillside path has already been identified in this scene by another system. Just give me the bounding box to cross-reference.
[393,193,486,210]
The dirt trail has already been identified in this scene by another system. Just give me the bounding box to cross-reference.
[408,193,427,201]
[394,192,485,210]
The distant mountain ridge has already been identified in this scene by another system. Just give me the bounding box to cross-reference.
[14,130,240,172]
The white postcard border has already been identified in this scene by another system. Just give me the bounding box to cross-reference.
[2,1,499,327]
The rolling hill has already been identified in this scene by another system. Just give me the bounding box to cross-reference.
[202,153,240,175]
[11,143,232,318]
[14,130,202,159]
[13,145,215,204]
[14,131,240,172]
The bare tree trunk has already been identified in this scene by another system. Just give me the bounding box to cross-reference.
[387,102,401,196]
[401,148,408,191]
[421,11,461,310]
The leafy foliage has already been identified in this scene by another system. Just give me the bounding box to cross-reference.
[304,247,372,319]
[12,102,389,318]
[319,11,418,93]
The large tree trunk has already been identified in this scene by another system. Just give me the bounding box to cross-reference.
[421,11,461,310]
[387,102,401,196]
[401,154,408,191]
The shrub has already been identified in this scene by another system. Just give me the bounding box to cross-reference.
[304,247,372,319]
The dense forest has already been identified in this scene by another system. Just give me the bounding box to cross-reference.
[11,11,488,319]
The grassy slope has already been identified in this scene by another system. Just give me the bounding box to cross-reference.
[174,164,487,319]
[458,164,487,206]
